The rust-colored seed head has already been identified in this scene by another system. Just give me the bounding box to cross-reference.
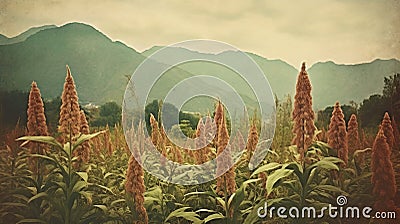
[246,120,259,162]
[5,122,25,157]
[258,172,267,190]
[114,124,120,150]
[204,113,216,143]
[204,114,216,160]
[371,128,397,211]
[27,81,49,138]
[347,114,360,158]
[91,134,101,156]
[292,62,316,161]
[125,155,148,224]
[58,65,81,144]
[216,112,236,196]
[235,131,245,153]
[149,113,160,147]
[73,110,91,168]
[149,114,167,165]
[104,124,113,156]
[328,102,348,166]
[214,101,224,147]
[392,115,400,151]
[171,145,183,164]
[27,81,49,174]
[381,112,395,150]
[195,119,210,164]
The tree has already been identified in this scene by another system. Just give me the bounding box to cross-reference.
[383,73,400,114]
[0,90,28,132]
[44,96,61,132]
[358,74,399,129]
[92,101,122,127]
[359,94,388,129]
[144,99,197,133]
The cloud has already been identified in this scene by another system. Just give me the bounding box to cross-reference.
[0,0,398,67]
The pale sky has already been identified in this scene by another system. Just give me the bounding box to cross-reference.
[0,0,399,67]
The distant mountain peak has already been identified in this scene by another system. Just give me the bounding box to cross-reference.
[0,22,399,111]
[60,22,99,31]
[0,24,57,45]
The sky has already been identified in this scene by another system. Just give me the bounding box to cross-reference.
[0,0,399,67]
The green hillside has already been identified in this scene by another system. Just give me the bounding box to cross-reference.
[0,25,57,45]
[1,22,399,112]
[0,23,144,104]
[308,59,400,108]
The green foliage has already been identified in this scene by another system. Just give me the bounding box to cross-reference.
[0,90,28,131]
[145,100,179,131]
[179,111,200,131]
[144,99,200,135]
[91,102,121,127]
[44,97,62,132]
[8,131,107,224]
[1,75,392,223]
[272,94,293,150]
[359,73,400,129]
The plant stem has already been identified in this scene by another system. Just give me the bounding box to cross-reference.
[65,123,73,224]
[224,176,228,224]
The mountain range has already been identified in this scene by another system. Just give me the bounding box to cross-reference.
[0,22,399,111]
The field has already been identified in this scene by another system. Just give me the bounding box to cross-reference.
[1,64,399,224]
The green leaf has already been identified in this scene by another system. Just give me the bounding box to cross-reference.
[0,202,27,208]
[266,168,293,195]
[28,154,57,165]
[94,204,107,212]
[314,185,348,196]
[229,185,245,212]
[72,131,105,151]
[204,213,225,223]
[72,180,87,193]
[145,186,162,199]
[103,172,114,179]
[76,172,88,182]
[242,178,262,187]
[306,157,341,173]
[88,183,114,195]
[16,136,62,150]
[165,207,201,223]
[216,197,226,211]
[110,199,125,207]
[79,191,92,204]
[250,162,282,177]
[63,142,72,157]
[16,219,47,224]
[306,166,318,186]
[285,162,303,179]
[184,191,216,199]
[196,209,217,213]
[243,199,265,224]
[349,172,372,185]
[27,192,48,203]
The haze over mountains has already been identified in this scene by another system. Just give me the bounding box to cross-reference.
[0,22,399,110]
